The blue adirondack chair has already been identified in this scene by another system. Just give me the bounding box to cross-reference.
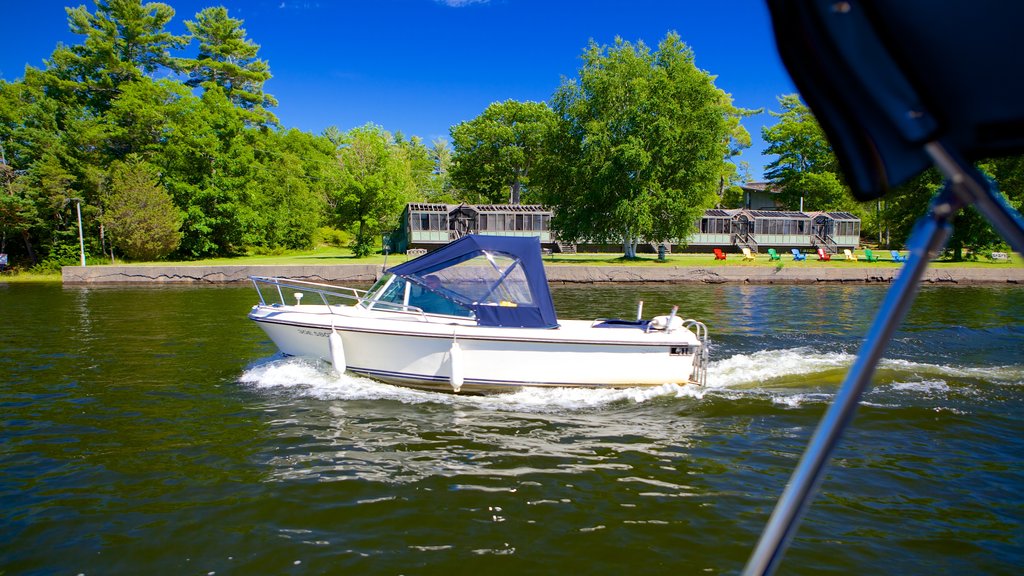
[790,248,806,261]
[890,250,907,262]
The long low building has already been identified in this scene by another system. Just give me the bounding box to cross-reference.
[390,203,861,254]
[390,203,556,254]
[691,208,861,254]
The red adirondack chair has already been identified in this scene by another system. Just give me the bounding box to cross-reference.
[713,248,727,260]
[816,247,831,261]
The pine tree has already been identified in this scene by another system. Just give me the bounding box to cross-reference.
[182,7,278,126]
[101,154,182,260]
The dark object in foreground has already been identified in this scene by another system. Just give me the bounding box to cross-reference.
[746,2,1024,575]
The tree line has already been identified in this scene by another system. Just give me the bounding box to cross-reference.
[2,1,1018,270]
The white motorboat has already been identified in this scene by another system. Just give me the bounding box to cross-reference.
[248,235,708,393]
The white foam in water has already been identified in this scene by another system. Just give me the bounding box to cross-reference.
[886,379,950,394]
[239,347,1021,411]
[771,392,834,408]
[880,358,1024,385]
[240,357,439,403]
[706,347,856,388]
[239,347,859,410]
[239,357,705,411]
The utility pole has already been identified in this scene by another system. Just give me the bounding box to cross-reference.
[68,198,86,266]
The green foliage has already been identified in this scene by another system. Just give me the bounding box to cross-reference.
[762,94,855,210]
[100,154,182,260]
[719,186,745,208]
[887,161,1024,259]
[0,1,334,263]
[540,33,742,257]
[181,6,278,127]
[313,226,351,248]
[396,135,442,203]
[762,94,873,235]
[764,94,1024,254]
[428,138,455,202]
[450,100,555,204]
[334,124,416,258]
[58,0,188,111]
[29,242,84,273]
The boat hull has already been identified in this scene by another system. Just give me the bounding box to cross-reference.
[249,304,704,394]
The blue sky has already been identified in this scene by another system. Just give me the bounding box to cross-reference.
[1,0,796,179]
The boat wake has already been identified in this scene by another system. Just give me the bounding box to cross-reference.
[238,355,711,411]
[238,347,1022,412]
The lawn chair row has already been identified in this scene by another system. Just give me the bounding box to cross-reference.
[715,247,907,262]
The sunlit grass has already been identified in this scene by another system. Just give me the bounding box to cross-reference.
[1,246,1017,284]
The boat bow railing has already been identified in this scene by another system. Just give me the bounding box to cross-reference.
[249,276,430,320]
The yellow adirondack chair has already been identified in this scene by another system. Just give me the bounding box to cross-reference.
[742,247,756,261]
[843,248,858,261]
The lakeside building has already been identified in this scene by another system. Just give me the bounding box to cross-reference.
[740,181,783,210]
[390,203,860,255]
[390,203,556,254]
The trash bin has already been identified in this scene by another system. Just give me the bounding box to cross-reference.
[657,244,666,261]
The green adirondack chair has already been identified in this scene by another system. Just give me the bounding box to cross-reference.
[767,248,782,261]
[864,248,879,262]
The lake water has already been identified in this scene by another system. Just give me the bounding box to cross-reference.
[1,282,1021,575]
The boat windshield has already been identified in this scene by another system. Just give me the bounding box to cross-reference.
[365,274,406,309]
[365,273,473,317]
[407,251,533,308]
[386,236,558,328]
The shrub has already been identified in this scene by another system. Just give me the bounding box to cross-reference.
[30,243,85,273]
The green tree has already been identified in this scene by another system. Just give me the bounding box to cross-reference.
[0,161,43,264]
[246,128,335,250]
[182,6,278,126]
[887,159,1024,259]
[55,0,187,111]
[103,77,191,160]
[101,154,181,260]
[450,100,555,204]
[334,125,415,257]
[540,33,741,257]
[397,135,436,201]
[425,138,455,202]
[762,95,868,214]
[0,1,345,263]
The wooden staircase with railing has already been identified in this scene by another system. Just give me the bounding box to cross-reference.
[555,241,577,254]
[733,234,759,253]
[814,231,838,254]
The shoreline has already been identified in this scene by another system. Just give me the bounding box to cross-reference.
[60,263,1024,285]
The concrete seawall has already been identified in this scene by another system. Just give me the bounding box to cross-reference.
[61,263,1024,285]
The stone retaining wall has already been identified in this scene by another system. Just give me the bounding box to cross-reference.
[62,263,1023,285]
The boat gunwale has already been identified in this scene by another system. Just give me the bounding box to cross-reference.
[248,309,702,348]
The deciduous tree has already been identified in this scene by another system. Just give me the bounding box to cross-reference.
[334,125,415,257]
[450,100,554,204]
[540,33,742,257]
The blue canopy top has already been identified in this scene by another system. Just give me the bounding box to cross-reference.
[386,235,558,329]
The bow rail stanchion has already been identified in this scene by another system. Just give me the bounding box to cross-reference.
[742,141,1024,576]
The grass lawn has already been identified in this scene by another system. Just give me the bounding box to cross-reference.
[3,246,1019,283]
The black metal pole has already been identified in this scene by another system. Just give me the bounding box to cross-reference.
[744,140,1024,575]
[742,184,960,576]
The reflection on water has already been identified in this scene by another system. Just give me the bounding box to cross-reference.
[1,283,1021,575]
